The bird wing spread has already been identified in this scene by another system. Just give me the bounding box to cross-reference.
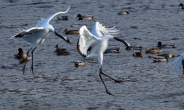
[77,25,101,57]
[36,5,70,27]
[10,27,44,39]
[92,22,119,38]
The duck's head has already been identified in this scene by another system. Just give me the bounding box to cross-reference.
[18,48,23,53]
[64,29,68,33]
[157,41,162,46]
[165,54,169,61]
[55,45,59,48]
[76,14,82,18]
[179,3,183,7]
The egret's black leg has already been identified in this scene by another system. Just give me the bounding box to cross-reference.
[99,66,123,95]
[30,47,37,75]
[22,48,32,75]
[100,66,122,83]
[99,66,113,95]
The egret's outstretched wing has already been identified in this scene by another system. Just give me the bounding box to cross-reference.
[77,25,100,57]
[10,27,44,39]
[92,22,119,38]
[113,37,130,48]
[113,37,135,55]
[172,53,184,69]
[36,5,70,27]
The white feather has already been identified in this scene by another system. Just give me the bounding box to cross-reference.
[92,22,119,38]
[78,25,100,56]
[172,53,184,69]
[36,5,70,27]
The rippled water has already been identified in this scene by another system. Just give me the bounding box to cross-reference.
[1,0,184,109]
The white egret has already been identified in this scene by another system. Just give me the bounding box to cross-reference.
[10,5,71,74]
[77,22,134,95]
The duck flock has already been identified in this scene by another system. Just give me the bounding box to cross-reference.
[10,3,184,95]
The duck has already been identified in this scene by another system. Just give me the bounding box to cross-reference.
[64,29,79,35]
[145,47,162,54]
[57,16,68,20]
[75,61,85,67]
[55,45,70,55]
[157,41,175,49]
[179,3,184,9]
[104,47,120,54]
[133,49,144,57]
[157,52,175,58]
[153,54,169,62]
[76,14,94,20]
[117,11,129,15]
[14,48,31,64]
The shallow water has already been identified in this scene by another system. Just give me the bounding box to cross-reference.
[1,0,184,110]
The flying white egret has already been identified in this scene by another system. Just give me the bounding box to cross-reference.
[172,53,184,73]
[77,22,134,95]
[10,5,71,74]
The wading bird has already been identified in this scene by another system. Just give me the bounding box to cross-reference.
[10,5,71,74]
[77,22,134,95]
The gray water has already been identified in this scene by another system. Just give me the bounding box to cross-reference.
[1,0,184,109]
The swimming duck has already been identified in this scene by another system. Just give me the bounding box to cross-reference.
[104,47,120,54]
[57,16,68,20]
[75,61,85,67]
[64,29,79,35]
[145,47,162,54]
[157,52,175,58]
[133,49,144,57]
[14,48,31,64]
[157,41,175,49]
[153,54,169,62]
[76,14,94,20]
[55,45,70,55]
[117,11,129,15]
[179,3,184,9]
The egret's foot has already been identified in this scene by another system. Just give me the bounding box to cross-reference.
[106,90,113,96]
[115,79,123,83]
[30,66,34,75]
